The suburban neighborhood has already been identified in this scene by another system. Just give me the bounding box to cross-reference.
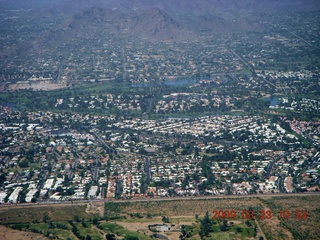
[1,105,319,204]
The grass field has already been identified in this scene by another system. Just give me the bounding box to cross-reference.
[104,197,264,218]
[0,204,93,224]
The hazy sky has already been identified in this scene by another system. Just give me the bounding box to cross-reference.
[2,0,320,13]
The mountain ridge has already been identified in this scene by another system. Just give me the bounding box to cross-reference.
[55,0,320,15]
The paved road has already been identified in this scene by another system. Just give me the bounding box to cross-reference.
[1,192,320,209]
[277,177,285,193]
[92,131,114,152]
[265,152,290,179]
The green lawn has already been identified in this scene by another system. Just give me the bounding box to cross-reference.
[98,222,152,240]
[75,222,103,240]
[205,220,256,240]
[49,228,76,240]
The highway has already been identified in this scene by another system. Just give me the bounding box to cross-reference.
[1,192,320,209]
[277,177,285,193]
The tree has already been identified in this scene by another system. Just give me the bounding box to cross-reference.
[181,225,190,238]
[106,233,116,240]
[245,220,252,227]
[74,215,80,222]
[81,220,87,228]
[200,211,212,237]
[162,216,170,223]
[43,212,50,223]
[0,173,7,186]
[139,174,147,194]
[92,217,99,225]
[18,161,29,168]
[86,235,92,240]
[220,219,228,232]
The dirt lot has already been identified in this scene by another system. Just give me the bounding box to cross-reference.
[0,225,49,240]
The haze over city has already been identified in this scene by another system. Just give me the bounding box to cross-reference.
[0,1,319,240]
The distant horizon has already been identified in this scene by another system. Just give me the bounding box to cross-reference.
[2,0,320,12]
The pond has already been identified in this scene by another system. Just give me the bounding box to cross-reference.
[264,95,284,107]
[131,78,198,88]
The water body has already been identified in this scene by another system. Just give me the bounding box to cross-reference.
[163,78,198,86]
[131,78,198,88]
[264,95,284,107]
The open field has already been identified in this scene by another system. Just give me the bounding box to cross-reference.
[258,195,320,240]
[105,197,263,217]
[0,225,50,240]
[0,195,319,239]
[0,204,96,224]
[8,83,66,91]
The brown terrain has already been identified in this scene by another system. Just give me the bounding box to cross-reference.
[0,225,50,240]
[0,194,319,240]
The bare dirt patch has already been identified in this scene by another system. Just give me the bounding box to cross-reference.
[120,218,160,232]
[86,202,105,217]
[165,231,184,240]
[0,225,49,240]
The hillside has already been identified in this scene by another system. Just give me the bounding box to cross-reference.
[55,0,320,14]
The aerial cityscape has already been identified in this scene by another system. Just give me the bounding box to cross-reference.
[0,0,319,240]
